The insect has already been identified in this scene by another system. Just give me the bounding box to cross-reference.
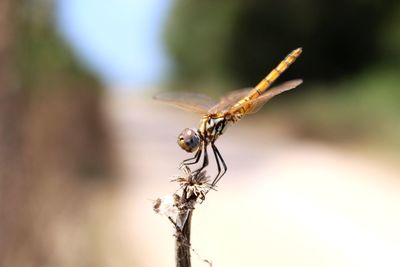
[154,48,303,187]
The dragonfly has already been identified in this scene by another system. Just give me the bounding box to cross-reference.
[154,48,303,187]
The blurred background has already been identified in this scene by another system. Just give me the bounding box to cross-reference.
[1,0,399,267]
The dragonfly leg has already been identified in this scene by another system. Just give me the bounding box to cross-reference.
[211,143,221,186]
[180,148,202,167]
[211,143,227,187]
[192,143,209,177]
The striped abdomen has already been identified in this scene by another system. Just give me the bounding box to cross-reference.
[229,48,302,114]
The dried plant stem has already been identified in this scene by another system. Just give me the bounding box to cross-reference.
[175,207,193,267]
[154,168,210,267]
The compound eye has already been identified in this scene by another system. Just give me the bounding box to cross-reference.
[185,136,194,145]
[177,128,200,153]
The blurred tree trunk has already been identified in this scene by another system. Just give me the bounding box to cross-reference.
[0,1,117,267]
[0,0,29,265]
[0,1,19,163]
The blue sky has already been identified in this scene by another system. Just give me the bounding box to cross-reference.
[56,0,172,89]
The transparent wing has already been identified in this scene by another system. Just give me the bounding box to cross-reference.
[239,79,303,115]
[153,91,218,114]
[208,88,253,114]
[209,79,302,114]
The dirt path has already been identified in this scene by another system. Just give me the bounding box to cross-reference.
[105,92,400,267]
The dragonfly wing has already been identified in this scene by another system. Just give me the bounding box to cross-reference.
[243,79,303,115]
[208,88,253,114]
[153,91,218,114]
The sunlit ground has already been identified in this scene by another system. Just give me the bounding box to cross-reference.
[104,90,400,267]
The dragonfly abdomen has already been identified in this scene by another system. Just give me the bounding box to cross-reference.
[228,100,251,116]
[251,48,302,98]
[228,48,302,115]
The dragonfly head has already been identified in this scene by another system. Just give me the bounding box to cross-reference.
[178,128,201,153]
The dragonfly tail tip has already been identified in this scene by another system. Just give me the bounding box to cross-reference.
[293,47,303,55]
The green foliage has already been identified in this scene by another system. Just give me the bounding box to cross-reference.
[165,0,400,90]
[165,0,241,92]
[288,66,400,147]
[379,6,400,65]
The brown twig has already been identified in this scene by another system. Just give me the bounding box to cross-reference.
[154,167,211,267]
[175,168,213,267]
[175,198,193,267]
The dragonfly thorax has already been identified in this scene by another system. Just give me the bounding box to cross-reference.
[199,116,230,143]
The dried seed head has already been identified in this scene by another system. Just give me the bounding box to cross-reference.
[172,167,211,201]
